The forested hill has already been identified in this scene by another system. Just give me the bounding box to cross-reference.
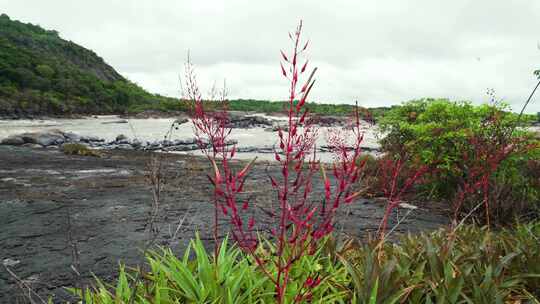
[0,13,173,117]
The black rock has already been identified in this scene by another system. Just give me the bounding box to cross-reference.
[64,132,82,142]
[115,134,128,142]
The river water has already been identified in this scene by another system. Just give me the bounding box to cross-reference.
[0,115,382,161]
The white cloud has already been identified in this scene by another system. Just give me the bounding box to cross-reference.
[2,0,540,112]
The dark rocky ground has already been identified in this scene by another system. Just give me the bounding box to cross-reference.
[0,146,449,303]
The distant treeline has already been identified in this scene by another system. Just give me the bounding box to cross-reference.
[128,98,392,118]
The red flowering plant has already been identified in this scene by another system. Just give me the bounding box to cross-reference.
[184,20,382,303]
[452,110,538,226]
[322,102,371,224]
[376,154,430,240]
[184,55,258,257]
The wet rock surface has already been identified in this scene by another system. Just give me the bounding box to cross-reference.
[0,146,449,303]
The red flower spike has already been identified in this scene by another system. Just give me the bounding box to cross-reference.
[301,60,309,73]
[305,207,317,222]
[210,159,222,184]
[237,157,256,179]
[299,109,308,124]
[242,201,249,210]
[297,96,306,110]
[215,187,224,196]
[270,176,278,188]
[237,179,245,192]
[300,83,308,93]
[302,39,309,51]
[280,50,288,62]
[324,179,331,201]
[345,191,361,203]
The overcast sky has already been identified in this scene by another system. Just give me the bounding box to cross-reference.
[2,1,540,112]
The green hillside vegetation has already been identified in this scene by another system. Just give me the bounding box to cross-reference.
[0,13,177,116]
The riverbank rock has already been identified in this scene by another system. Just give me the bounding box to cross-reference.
[174,118,189,125]
[1,130,66,146]
[1,131,106,148]
[265,121,289,132]
[114,134,130,144]
[81,135,104,143]
[227,111,273,128]
[315,116,347,127]
[29,131,65,146]
[64,132,82,142]
[1,135,25,145]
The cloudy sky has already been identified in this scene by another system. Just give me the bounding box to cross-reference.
[2,1,540,112]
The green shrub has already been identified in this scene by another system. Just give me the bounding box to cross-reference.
[379,98,513,177]
[378,98,540,221]
[341,222,540,303]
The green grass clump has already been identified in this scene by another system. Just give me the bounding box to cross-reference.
[61,143,101,157]
[71,236,349,303]
[342,222,540,303]
[72,223,539,303]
